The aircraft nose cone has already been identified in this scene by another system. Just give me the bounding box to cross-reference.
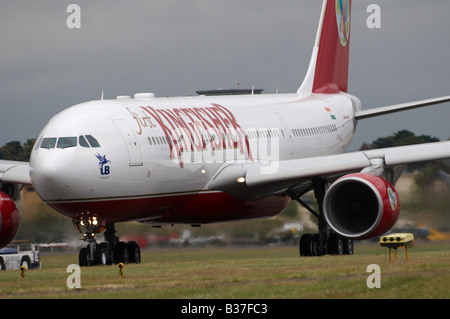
[30,153,73,201]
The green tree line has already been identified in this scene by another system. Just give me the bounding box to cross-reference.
[0,139,36,161]
[368,129,440,149]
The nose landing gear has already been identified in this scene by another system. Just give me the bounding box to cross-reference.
[73,214,140,266]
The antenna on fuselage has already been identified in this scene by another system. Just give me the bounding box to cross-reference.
[101,90,104,101]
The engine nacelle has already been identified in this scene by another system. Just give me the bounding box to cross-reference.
[0,191,21,248]
[323,173,400,240]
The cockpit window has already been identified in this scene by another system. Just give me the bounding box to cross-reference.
[79,135,90,148]
[40,137,57,149]
[34,137,43,150]
[39,135,100,149]
[57,137,77,149]
[85,135,100,148]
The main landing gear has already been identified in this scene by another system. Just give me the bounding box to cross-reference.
[73,215,141,267]
[287,177,354,257]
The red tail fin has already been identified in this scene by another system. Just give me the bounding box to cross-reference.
[298,0,351,95]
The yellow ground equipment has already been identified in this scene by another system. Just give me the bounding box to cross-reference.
[379,233,414,263]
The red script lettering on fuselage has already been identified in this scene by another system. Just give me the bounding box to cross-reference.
[130,104,254,167]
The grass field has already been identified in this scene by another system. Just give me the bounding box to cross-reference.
[1,241,449,299]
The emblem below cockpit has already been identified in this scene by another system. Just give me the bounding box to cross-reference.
[96,153,111,176]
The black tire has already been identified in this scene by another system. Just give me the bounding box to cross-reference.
[299,234,312,256]
[0,257,5,270]
[328,233,344,255]
[343,238,354,255]
[20,256,32,270]
[311,233,325,256]
[94,244,108,266]
[127,241,141,264]
[113,242,129,264]
[99,242,113,265]
[79,247,88,266]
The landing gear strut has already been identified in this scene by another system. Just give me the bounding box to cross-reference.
[73,215,141,266]
[287,178,354,257]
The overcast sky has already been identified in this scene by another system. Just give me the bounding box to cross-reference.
[0,0,449,151]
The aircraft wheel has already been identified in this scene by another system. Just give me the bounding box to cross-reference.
[299,234,312,256]
[300,234,325,256]
[100,242,113,264]
[94,244,108,265]
[127,241,141,264]
[344,238,354,255]
[79,247,88,266]
[311,234,325,256]
[113,241,129,264]
[327,233,344,255]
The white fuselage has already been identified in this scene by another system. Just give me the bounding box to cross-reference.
[29,92,360,224]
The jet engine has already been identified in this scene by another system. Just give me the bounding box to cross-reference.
[323,173,400,240]
[0,192,21,249]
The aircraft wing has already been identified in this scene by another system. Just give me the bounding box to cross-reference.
[0,160,32,185]
[355,96,450,120]
[207,141,450,200]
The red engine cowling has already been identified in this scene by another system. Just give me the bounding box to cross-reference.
[0,192,21,248]
[323,173,400,240]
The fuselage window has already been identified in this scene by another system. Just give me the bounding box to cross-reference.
[79,136,90,148]
[57,137,77,149]
[85,135,100,148]
[40,137,57,149]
